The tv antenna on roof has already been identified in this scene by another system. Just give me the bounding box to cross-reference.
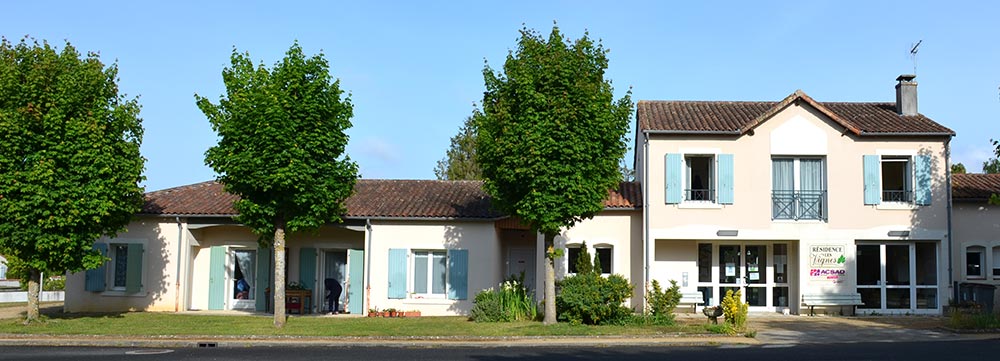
[909,40,922,74]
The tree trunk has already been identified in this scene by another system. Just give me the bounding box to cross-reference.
[25,269,40,324]
[543,232,557,325]
[273,222,287,328]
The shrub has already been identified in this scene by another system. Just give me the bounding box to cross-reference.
[19,276,65,291]
[645,279,681,324]
[469,273,538,322]
[556,272,633,325]
[720,289,749,334]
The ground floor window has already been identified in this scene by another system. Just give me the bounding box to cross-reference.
[566,243,613,274]
[413,250,446,296]
[994,246,1000,277]
[965,246,985,278]
[857,241,938,312]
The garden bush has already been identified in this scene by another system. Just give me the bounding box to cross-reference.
[645,279,682,324]
[469,273,537,322]
[556,242,633,325]
[720,288,749,334]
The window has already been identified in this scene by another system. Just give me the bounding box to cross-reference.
[594,247,612,274]
[993,246,1000,277]
[881,157,912,203]
[966,246,985,278]
[567,246,582,274]
[412,250,447,296]
[685,155,714,201]
[86,242,143,293]
[772,157,826,220]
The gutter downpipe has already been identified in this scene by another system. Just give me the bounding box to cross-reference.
[642,131,651,312]
[174,216,183,312]
[945,138,954,301]
[365,219,372,314]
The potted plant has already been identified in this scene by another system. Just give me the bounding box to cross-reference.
[385,308,398,317]
[703,306,723,324]
[404,310,421,318]
[368,307,379,317]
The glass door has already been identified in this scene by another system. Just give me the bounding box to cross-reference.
[856,242,940,314]
[718,245,742,303]
[744,245,767,307]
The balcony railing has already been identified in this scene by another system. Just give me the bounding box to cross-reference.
[772,190,827,221]
[882,190,913,203]
[685,189,715,202]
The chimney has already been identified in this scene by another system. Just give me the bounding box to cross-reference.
[895,74,918,116]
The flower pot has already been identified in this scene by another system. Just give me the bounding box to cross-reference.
[405,311,421,318]
[368,312,378,317]
[381,311,391,317]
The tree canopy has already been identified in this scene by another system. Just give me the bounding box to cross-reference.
[0,37,145,322]
[197,42,357,327]
[951,162,966,174]
[477,25,633,324]
[434,112,483,180]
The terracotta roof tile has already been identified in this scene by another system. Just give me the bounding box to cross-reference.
[952,174,1000,201]
[141,180,642,218]
[637,92,954,137]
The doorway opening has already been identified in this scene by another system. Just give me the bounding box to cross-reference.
[696,242,793,312]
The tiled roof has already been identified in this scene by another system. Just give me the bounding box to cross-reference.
[141,180,642,218]
[637,91,954,137]
[952,174,1000,201]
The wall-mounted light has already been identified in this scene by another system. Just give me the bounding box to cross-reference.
[887,230,910,237]
[717,230,739,237]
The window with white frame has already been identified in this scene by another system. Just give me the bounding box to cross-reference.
[772,157,826,220]
[685,155,714,202]
[111,244,129,290]
[881,156,912,203]
[594,246,612,274]
[412,250,447,296]
[966,246,985,278]
[993,246,1000,277]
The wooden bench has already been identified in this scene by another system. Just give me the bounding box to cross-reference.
[802,293,863,316]
[679,291,704,312]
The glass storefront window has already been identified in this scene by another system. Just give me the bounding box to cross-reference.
[773,244,788,283]
[698,244,712,283]
[719,246,740,284]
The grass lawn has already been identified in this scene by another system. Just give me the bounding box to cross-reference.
[0,312,720,337]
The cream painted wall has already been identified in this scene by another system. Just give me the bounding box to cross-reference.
[367,220,500,316]
[65,217,182,312]
[557,210,643,308]
[644,103,949,233]
[952,202,1000,307]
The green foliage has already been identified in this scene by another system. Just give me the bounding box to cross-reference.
[0,37,145,277]
[573,242,593,275]
[990,139,1000,205]
[197,42,358,241]
[951,163,966,174]
[646,280,682,323]
[476,25,633,238]
[948,310,1000,330]
[720,289,749,335]
[19,276,64,291]
[434,112,483,180]
[983,158,1000,174]
[470,273,538,322]
[556,272,634,325]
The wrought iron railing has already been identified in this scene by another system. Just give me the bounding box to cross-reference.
[882,190,913,203]
[772,190,826,220]
[685,189,714,202]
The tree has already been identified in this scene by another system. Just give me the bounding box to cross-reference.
[197,42,358,328]
[477,25,633,324]
[983,158,1000,174]
[951,162,966,174]
[991,139,1000,205]
[434,111,483,180]
[0,38,145,323]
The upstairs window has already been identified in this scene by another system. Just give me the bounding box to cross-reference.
[685,155,714,202]
[881,157,912,203]
[772,157,826,220]
[862,154,931,206]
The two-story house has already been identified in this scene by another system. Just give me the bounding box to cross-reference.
[634,75,954,315]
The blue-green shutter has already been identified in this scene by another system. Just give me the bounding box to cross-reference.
[448,249,469,300]
[718,154,734,204]
[125,243,143,293]
[299,247,317,291]
[915,155,932,205]
[665,153,682,204]
[208,246,226,310]
[387,249,407,299]
[85,243,108,292]
[255,247,271,312]
[348,249,365,314]
[863,155,881,205]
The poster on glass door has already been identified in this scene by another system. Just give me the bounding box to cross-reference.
[809,244,847,284]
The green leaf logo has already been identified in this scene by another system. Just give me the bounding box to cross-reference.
[837,255,846,264]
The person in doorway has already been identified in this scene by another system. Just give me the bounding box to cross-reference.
[324,278,343,314]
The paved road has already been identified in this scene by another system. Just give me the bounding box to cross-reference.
[2,340,999,361]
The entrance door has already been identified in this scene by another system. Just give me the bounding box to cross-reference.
[323,250,347,313]
[507,247,536,292]
[699,242,791,312]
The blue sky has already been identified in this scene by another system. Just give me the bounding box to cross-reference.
[4,1,998,191]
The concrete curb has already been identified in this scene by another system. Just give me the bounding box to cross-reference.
[0,334,759,348]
